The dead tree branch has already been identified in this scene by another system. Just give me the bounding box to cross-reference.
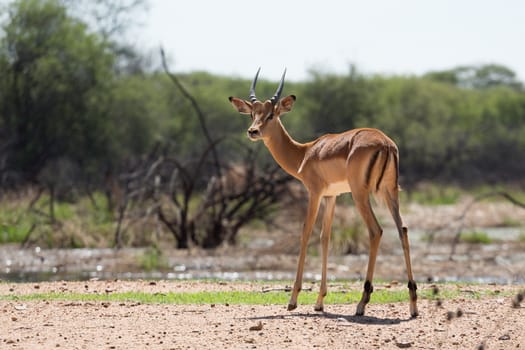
[159,47,223,181]
[447,191,525,257]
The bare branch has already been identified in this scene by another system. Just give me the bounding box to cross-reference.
[447,191,525,257]
[159,47,223,180]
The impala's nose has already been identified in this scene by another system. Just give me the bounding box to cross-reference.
[247,128,259,139]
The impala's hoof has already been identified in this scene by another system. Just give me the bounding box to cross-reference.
[314,305,324,312]
[287,303,297,311]
[355,304,365,316]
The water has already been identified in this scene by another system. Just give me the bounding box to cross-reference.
[1,228,524,284]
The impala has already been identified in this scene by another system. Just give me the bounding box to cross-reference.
[229,68,418,317]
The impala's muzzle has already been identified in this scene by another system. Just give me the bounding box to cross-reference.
[247,128,260,139]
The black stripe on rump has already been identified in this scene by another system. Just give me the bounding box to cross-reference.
[375,149,390,191]
[365,150,381,189]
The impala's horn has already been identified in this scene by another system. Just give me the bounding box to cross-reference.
[249,67,261,103]
[270,68,287,105]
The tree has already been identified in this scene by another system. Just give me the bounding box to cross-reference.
[425,64,523,91]
[0,0,115,185]
[302,66,376,137]
[62,0,152,75]
[62,0,149,42]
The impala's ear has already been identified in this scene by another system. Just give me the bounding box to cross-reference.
[229,96,252,115]
[276,95,296,115]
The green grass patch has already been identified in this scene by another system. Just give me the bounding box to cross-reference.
[471,184,525,203]
[0,286,474,305]
[0,222,32,243]
[460,231,492,244]
[500,217,523,228]
[330,223,367,255]
[401,183,463,206]
[139,247,169,271]
[0,191,116,247]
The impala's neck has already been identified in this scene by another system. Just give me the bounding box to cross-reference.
[263,119,306,178]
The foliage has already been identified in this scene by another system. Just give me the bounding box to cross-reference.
[401,183,463,205]
[425,64,523,90]
[0,0,115,185]
[0,190,114,247]
[0,215,31,244]
[2,0,525,188]
[330,221,367,255]
[62,0,149,42]
[139,246,168,271]
[301,66,375,138]
[459,231,493,244]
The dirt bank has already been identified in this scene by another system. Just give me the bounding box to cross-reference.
[1,280,524,349]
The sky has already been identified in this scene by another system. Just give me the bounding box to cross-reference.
[133,0,525,82]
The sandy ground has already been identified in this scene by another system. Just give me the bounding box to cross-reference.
[1,280,524,349]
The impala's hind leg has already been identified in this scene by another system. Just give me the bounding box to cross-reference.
[385,189,418,317]
[351,189,383,316]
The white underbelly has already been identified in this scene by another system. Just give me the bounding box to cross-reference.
[323,181,351,196]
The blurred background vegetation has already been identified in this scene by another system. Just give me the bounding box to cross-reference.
[1,0,524,250]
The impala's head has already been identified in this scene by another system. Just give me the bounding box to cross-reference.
[229,68,296,141]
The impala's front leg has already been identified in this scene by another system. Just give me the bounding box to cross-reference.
[288,193,321,311]
[314,196,336,312]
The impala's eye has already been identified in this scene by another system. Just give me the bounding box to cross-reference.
[267,113,274,120]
